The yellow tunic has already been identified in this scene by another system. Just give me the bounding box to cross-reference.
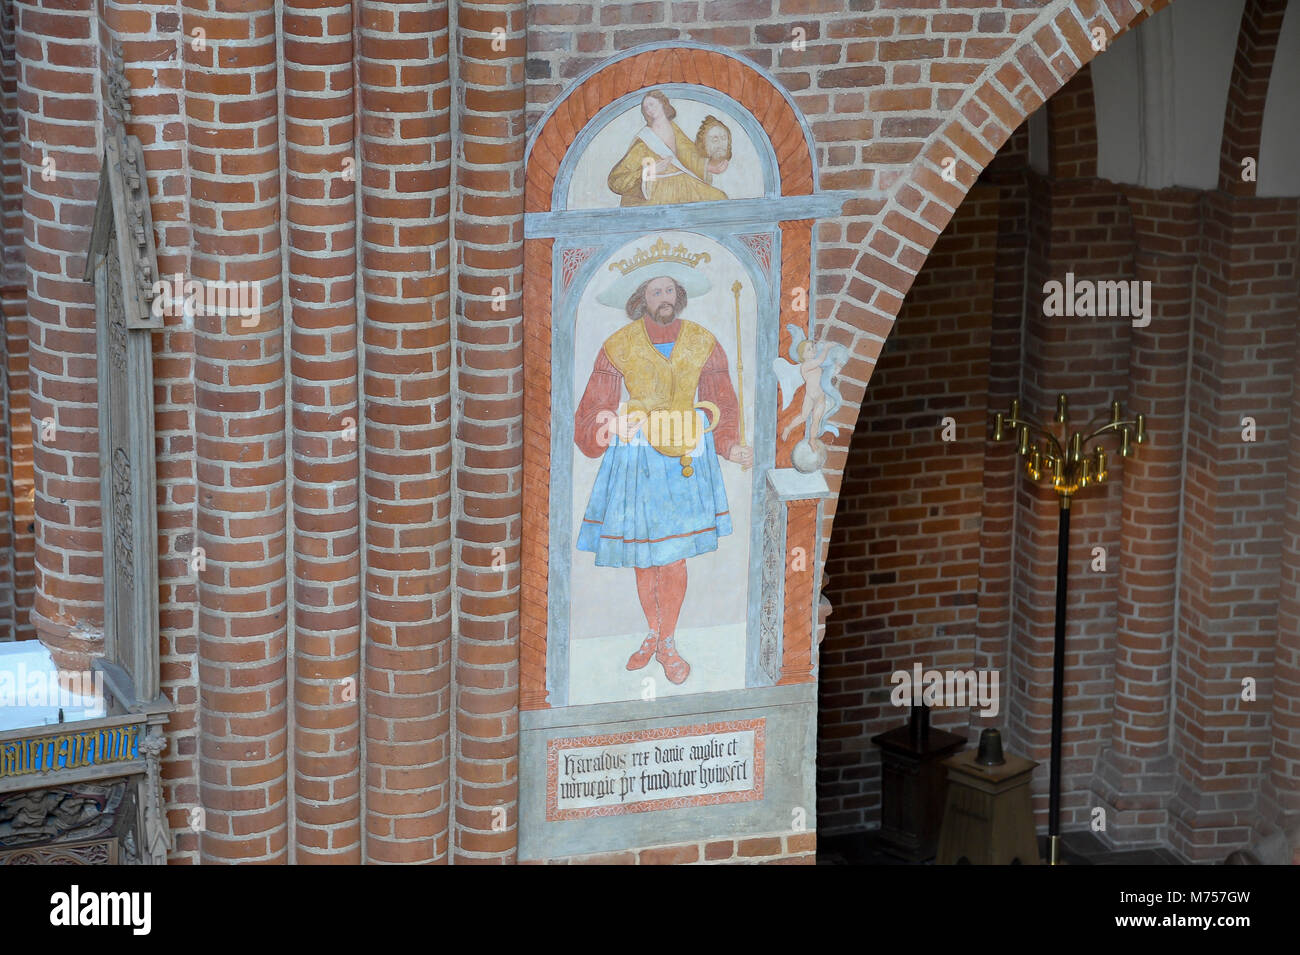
[603,318,718,463]
[606,124,728,206]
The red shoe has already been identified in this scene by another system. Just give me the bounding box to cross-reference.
[656,634,691,685]
[626,633,658,671]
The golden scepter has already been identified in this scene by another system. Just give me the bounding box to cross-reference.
[732,280,745,447]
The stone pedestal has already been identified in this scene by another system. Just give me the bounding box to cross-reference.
[936,749,1041,865]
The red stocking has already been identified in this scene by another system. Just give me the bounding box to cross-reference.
[634,566,661,635]
[656,559,688,640]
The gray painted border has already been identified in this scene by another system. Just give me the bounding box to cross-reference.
[521,680,814,731]
[525,193,852,238]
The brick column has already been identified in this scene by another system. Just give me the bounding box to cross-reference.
[1,286,32,637]
[1010,172,1131,832]
[186,0,289,863]
[1272,306,1300,829]
[357,1,452,864]
[0,2,19,639]
[1172,192,1297,860]
[1168,0,1293,862]
[0,291,11,637]
[15,0,104,667]
[972,126,1028,730]
[284,0,361,863]
[1094,186,1197,844]
[0,0,21,288]
[452,0,524,865]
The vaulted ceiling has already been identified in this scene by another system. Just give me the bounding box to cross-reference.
[1031,0,1298,196]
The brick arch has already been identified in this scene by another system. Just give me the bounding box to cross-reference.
[1046,64,1099,180]
[524,44,816,212]
[809,0,1174,534]
[805,0,1176,846]
[1217,0,1290,196]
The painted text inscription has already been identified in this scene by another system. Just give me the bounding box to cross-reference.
[546,718,765,820]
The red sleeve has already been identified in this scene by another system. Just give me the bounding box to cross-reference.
[574,349,623,458]
[698,341,740,459]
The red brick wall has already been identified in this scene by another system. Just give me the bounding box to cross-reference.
[0,287,12,638]
[820,60,1143,838]
[452,0,525,864]
[4,0,1185,866]
[16,0,105,668]
[356,1,453,865]
[1217,0,1288,198]
[186,0,290,864]
[523,830,815,865]
[1096,184,1197,846]
[284,0,362,864]
[1173,192,1297,858]
[818,185,999,833]
[817,31,1300,861]
[0,0,21,290]
[0,3,21,640]
[1047,65,1096,180]
[816,60,1145,841]
[971,123,1031,749]
[1,285,32,639]
[1012,172,1132,833]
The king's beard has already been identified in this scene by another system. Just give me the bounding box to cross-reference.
[645,302,679,325]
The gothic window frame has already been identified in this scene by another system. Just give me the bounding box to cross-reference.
[83,119,165,715]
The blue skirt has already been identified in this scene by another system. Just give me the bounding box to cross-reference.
[576,410,733,568]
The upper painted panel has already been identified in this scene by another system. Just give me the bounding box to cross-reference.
[561,86,773,210]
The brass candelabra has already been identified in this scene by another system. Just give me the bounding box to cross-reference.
[991,393,1146,865]
[994,395,1145,508]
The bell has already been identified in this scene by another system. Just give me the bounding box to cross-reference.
[975,728,1005,767]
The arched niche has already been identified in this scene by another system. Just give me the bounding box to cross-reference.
[521,44,850,717]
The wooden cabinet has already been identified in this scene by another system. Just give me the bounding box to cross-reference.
[871,718,965,862]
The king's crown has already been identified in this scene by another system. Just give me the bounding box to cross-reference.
[608,237,711,275]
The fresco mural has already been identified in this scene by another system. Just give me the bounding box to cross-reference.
[568,233,758,705]
[565,88,766,209]
[774,327,849,473]
[520,50,848,854]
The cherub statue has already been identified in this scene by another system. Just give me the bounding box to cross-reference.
[773,324,848,472]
